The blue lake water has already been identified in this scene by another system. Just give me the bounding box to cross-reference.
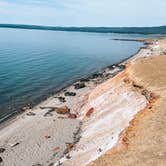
[0,28,151,121]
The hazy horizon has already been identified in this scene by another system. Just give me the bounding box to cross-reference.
[0,0,166,27]
[0,23,165,28]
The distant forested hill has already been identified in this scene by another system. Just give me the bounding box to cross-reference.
[0,24,166,34]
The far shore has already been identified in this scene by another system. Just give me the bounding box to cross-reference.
[0,37,165,166]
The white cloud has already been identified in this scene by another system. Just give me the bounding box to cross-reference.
[0,0,165,26]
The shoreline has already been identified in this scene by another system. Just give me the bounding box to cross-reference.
[93,39,166,166]
[0,38,163,166]
[54,38,165,166]
[0,38,145,125]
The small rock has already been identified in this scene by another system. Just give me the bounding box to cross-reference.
[79,78,89,82]
[132,82,143,89]
[64,92,76,96]
[118,64,126,70]
[58,97,66,103]
[68,114,77,119]
[45,135,51,139]
[0,157,3,163]
[48,163,54,166]
[86,107,94,117]
[141,90,153,101]
[0,148,5,153]
[56,161,62,166]
[123,78,131,84]
[32,163,44,166]
[66,143,73,152]
[66,154,71,159]
[55,106,69,114]
[74,83,85,89]
[21,106,31,111]
[26,112,36,116]
[10,142,20,147]
[52,147,60,152]
[90,73,103,79]
[98,148,102,152]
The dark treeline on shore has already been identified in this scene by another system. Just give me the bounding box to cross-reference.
[0,24,166,34]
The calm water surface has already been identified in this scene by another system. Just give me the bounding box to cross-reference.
[0,28,147,121]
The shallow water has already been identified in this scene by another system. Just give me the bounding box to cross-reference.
[0,28,148,121]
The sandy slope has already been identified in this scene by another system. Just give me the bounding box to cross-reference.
[57,38,166,166]
[93,41,166,166]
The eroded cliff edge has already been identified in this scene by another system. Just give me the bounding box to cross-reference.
[59,38,166,166]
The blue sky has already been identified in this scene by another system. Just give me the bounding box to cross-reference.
[0,0,165,27]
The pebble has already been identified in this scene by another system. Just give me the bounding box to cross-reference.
[0,148,5,153]
[0,157,3,163]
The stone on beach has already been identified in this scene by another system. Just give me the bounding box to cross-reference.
[43,106,69,116]
[32,163,44,166]
[64,92,76,96]
[0,157,3,163]
[74,83,86,89]
[68,113,77,119]
[90,73,103,79]
[9,142,20,147]
[21,105,31,111]
[132,82,143,89]
[118,64,126,70]
[86,107,94,117]
[65,143,74,152]
[0,148,5,154]
[79,78,90,82]
[55,106,69,114]
[58,97,66,102]
[44,135,51,139]
[26,112,36,116]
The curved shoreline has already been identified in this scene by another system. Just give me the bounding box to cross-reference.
[0,39,144,125]
[0,38,162,166]
[93,41,166,166]
[55,38,165,166]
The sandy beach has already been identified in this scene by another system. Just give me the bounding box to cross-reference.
[0,38,166,166]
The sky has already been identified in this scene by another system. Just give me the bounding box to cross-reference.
[0,0,165,27]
